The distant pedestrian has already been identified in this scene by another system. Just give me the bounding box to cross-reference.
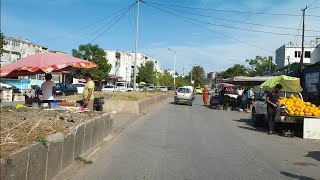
[239,90,248,111]
[30,85,41,98]
[202,86,209,106]
[266,84,282,135]
[83,73,95,111]
[219,87,227,106]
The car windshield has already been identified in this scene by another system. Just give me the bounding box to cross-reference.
[73,84,85,87]
[105,85,114,88]
[177,88,191,93]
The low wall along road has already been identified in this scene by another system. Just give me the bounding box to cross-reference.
[103,93,172,114]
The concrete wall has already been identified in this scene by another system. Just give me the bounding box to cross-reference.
[0,113,113,180]
[103,93,172,115]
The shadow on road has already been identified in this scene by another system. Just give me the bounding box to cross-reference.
[306,151,320,162]
[234,119,267,133]
[280,172,316,180]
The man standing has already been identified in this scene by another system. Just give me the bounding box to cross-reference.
[83,73,95,111]
[41,74,56,100]
[266,84,282,135]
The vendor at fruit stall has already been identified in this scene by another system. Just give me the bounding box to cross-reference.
[41,74,56,101]
[83,73,95,110]
[266,84,282,135]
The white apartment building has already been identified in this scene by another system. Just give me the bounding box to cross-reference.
[129,52,161,72]
[105,50,161,83]
[275,37,320,70]
[1,36,48,64]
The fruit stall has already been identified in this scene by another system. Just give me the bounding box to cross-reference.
[261,75,320,139]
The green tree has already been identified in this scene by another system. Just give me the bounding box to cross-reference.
[223,64,248,78]
[176,76,190,87]
[189,65,206,87]
[70,44,112,81]
[136,61,156,84]
[0,33,8,55]
[245,56,276,76]
[158,70,174,86]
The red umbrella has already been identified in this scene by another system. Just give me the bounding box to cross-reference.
[224,83,235,87]
[1,52,97,77]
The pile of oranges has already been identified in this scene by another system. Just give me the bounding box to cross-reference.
[280,95,320,117]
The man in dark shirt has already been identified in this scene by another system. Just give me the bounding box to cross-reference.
[266,84,282,135]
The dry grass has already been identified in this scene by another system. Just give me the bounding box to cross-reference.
[0,107,101,159]
[57,91,171,101]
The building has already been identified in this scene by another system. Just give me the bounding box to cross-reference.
[1,36,48,64]
[207,72,216,80]
[105,50,161,83]
[275,37,320,70]
[215,72,224,85]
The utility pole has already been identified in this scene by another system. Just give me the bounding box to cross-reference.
[168,48,183,86]
[300,6,307,76]
[133,0,140,92]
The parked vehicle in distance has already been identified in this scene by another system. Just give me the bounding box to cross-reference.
[55,83,78,96]
[174,86,194,106]
[0,82,13,89]
[159,86,168,91]
[167,86,174,91]
[101,85,116,92]
[72,83,86,94]
[195,87,203,94]
[147,86,155,91]
[252,91,304,127]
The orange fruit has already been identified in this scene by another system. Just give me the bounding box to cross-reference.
[304,108,309,113]
[306,102,311,106]
[289,111,295,115]
[295,111,300,115]
[300,112,305,116]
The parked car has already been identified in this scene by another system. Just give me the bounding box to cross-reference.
[159,86,168,91]
[55,83,78,96]
[195,87,203,94]
[72,83,86,94]
[167,86,174,91]
[174,86,194,106]
[101,85,116,92]
[0,82,13,89]
[147,86,155,91]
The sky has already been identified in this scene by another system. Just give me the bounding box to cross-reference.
[2,0,320,74]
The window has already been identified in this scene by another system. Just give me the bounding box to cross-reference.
[294,51,301,58]
[115,52,120,59]
[305,51,311,58]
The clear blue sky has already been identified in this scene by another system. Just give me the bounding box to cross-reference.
[2,0,320,73]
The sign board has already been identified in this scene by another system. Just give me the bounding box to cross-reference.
[262,66,270,76]
[305,72,319,93]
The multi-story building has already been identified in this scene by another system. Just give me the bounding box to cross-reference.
[1,36,48,64]
[275,37,320,70]
[105,50,161,83]
[215,72,224,85]
[207,72,216,80]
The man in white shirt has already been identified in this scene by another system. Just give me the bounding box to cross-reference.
[41,74,56,100]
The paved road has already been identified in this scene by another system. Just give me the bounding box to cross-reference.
[65,96,320,180]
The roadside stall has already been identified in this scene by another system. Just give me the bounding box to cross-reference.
[0,52,97,112]
[259,75,320,139]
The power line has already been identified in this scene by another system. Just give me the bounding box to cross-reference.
[141,1,275,53]
[66,3,136,50]
[42,5,132,43]
[149,3,320,33]
[143,0,320,18]
[143,2,318,37]
[308,0,320,7]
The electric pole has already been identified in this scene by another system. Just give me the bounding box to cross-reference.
[300,6,307,75]
[133,0,140,92]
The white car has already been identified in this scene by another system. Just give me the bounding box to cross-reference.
[72,83,86,94]
[101,85,116,92]
[159,86,168,91]
[174,86,194,106]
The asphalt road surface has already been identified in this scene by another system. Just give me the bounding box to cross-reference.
[64,96,320,180]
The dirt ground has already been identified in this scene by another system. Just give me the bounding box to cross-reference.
[0,106,102,159]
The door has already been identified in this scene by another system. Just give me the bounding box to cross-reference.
[256,93,267,114]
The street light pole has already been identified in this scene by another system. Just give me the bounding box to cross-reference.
[133,0,140,92]
[168,48,183,86]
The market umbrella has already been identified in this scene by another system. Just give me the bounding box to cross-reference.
[260,75,303,92]
[0,52,97,77]
[224,83,235,87]
[139,82,146,85]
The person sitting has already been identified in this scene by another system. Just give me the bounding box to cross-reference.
[41,74,56,101]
